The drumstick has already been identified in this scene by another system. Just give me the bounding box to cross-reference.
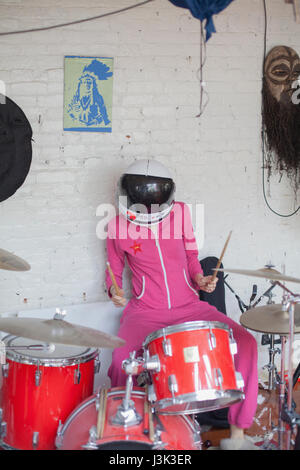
[106,262,122,297]
[96,387,108,439]
[211,231,232,281]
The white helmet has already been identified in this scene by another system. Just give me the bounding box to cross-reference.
[118,159,175,225]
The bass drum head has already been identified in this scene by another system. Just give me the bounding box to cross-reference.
[96,441,153,450]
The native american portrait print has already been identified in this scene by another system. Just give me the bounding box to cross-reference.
[64,57,113,132]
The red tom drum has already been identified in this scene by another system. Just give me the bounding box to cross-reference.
[142,321,244,414]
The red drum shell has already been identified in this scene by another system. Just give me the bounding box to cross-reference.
[143,321,244,414]
[56,387,201,450]
[0,335,99,450]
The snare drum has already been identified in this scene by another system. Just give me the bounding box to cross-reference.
[56,387,201,450]
[143,321,244,414]
[0,335,99,450]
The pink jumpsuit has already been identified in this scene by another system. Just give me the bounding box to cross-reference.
[105,202,258,429]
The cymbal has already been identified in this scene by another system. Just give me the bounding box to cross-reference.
[0,248,30,272]
[216,267,300,284]
[240,304,300,335]
[0,316,125,349]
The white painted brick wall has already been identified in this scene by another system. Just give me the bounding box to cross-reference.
[0,0,300,377]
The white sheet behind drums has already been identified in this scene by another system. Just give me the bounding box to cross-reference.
[0,301,123,390]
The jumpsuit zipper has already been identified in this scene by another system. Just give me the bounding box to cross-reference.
[154,235,172,309]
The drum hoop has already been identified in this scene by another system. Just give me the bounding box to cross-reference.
[153,389,244,415]
[3,335,99,366]
[143,321,230,347]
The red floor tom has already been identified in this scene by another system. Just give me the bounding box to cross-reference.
[0,335,99,450]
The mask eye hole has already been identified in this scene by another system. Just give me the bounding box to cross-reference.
[269,64,290,82]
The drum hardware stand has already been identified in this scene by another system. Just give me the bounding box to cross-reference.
[266,283,300,450]
[262,334,281,391]
[259,287,280,391]
[111,352,142,427]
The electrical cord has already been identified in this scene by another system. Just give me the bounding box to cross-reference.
[261,0,300,217]
[0,0,155,36]
[196,21,209,118]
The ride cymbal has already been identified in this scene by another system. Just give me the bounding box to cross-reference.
[240,304,300,335]
[0,248,30,272]
[215,267,300,284]
[0,316,125,349]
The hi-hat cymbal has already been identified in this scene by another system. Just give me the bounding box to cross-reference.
[0,316,125,349]
[216,267,300,284]
[240,304,300,335]
[0,248,30,272]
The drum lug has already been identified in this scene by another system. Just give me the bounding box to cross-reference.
[55,420,64,449]
[74,364,81,385]
[162,338,172,357]
[35,365,42,386]
[94,356,101,374]
[1,363,9,378]
[208,329,216,350]
[168,374,178,397]
[0,420,7,439]
[229,329,238,355]
[214,368,223,389]
[32,431,39,450]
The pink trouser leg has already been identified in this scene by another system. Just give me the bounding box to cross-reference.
[108,306,171,387]
[108,301,258,429]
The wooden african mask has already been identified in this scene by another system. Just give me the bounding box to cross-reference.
[264,46,300,103]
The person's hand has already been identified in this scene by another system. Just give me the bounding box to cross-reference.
[110,285,127,307]
[195,273,218,293]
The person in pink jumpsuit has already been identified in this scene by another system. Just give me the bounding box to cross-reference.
[105,163,259,450]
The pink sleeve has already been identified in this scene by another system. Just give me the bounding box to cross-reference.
[182,202,203,282]
[105,218,125,297]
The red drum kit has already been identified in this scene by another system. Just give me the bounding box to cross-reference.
[1,248,300,450]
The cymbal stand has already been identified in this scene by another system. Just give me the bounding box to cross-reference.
[255,284,280,391]
[270,282,300,450]
[224,277,279,389]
